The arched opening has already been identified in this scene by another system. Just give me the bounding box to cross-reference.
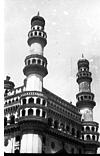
[82,135,84,140]
[81,96,83,101]
[36,98,40,104]
[79,149,82,154]
[28,60,30,65]
[37,59,41,65]
[29,98,34,104]
[42,61,45,67]
[51,142,55,149]
[37,26,40,30]
[4,117,7,126]
[54,120,59,129]
[92,126,95,132]
[48,118,53,127]
[23,98,26,105]
[86,135,90,140]
[10,115,15,124]
[92,135,95,141]
[22,109,25,116]
[36,109,40,116]
[14,149,19,153]
[66,125,70,132]
[60,123,64,131]
[16,98,18,101]
[71,148,74,154]
[32,59,36,64]
[42,99,46,106]
[77,130,80,139]
[15,135,20,142]
[39,32,41,36]
[86,126,90,131]
[42,111,46,118]
[72,128,75,136]
[82,126,84,131]
[28,109,33,116]
[35,31,37,36]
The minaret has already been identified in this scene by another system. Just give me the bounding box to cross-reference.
[76,55,99,154]
[19,13,48,153]
[4,76,15,96]
[23,11,48,91]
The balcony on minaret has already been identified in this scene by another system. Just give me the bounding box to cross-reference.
[27,12,47,51]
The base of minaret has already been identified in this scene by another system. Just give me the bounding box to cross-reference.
[25,74,43,91]
[20,134,42,153]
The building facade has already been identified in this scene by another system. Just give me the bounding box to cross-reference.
[4,13,100,154]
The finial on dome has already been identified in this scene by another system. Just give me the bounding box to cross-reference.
[82,53,84,58]
[37,11,40,16]
[6,76,10,81]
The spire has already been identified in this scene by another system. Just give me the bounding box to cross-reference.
[37,11,40,16]
[82,53,84,59]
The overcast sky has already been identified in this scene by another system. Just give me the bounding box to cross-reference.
[4,0,100,153]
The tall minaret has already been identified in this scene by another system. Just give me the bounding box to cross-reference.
[19,13,48,153]
[23,12,48,91]
[76,55,99,154]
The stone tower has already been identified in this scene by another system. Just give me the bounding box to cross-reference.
[20,12,48,153]
[76,55,100,154]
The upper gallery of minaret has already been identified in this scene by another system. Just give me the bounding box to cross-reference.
[27,11,47,55]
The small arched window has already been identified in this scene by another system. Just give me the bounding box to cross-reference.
[82,135,84,140]
[72,128,75,136]
[81,96,83,101]
[35,31,37,35]
[60,123,64,131]
[36,98,40,104]
[37,59,41,65]
[66,125,70,132]
[48,118,53,127]
[86,135,90,140]
[32,59,36,64]
[54,120,59,129]
[22,109,25,116]
[82,126,84,131]
[42,111,46,118]
[92,126,95,132]
[23,99,26,105]
[92,135,95,141]
[16,98,18,101]
[86,126,90,131]
[29,98,34,104]
[36,109,40,116]
[14,149,19,153]
[37,26,40,30]
[39,32,41,36]
[42,100,46,106]
[28,60,30,65]
[10,115,15,124]
[71,148,74,154]
[77,130,80,139]
[28,109,33,116]
[16,135,20,142]
[79,149,82,154]
[4,117,7,126]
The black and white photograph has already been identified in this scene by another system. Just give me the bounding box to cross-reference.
[4,0,100,154]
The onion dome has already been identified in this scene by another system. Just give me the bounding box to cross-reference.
[31,12,45,28]
[77,54,89,70]
[4,76,15,90]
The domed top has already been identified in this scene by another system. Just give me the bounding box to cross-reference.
[4,76,15,90]
[31,12,45,27]
[77,54,89,69]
